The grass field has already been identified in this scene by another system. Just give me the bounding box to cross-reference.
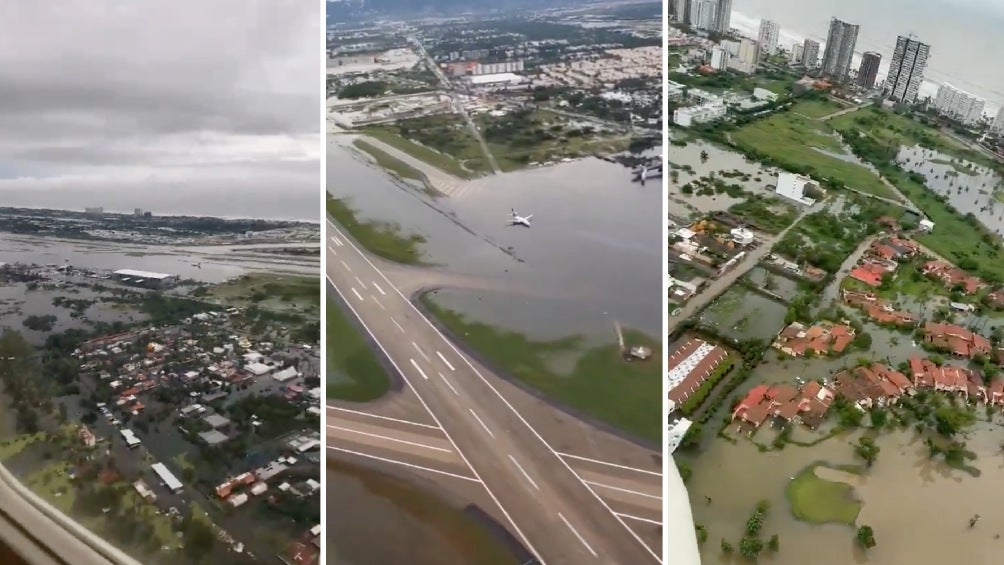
[732,112,897,199]
[363,115,489,179]
[829,107,994,168]
[481,109,630,171]
[326,195,426,265]
[791,98,849,119]
[0,432,45,460]
[353,139,430,187]
[886,167,1004,280]
[786,462,862,525]
[421,295,662,443]
[327,293,390,402]
[209,273,319,315]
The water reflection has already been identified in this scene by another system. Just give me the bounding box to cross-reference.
[328,144,662,339]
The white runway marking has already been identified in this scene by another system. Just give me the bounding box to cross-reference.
[355,276,367,289]
[558,512,598,558]
[330,236,343,247]
[390,317,405,333]
[412,342,430,362]
[614,512,662,526]
[372,281,386,296]
[436,351,455,371]
[324,223,545,563]
[556,452,662,477]
[438,372,458,396]
[327,405,440,430]
[340,260,352,272]
[409,358,429,380]
[468,408,495,438]
[327,245,337,256]
[508,455,539,491]
[328,447,478,483]
[584,480,660,500]
[351,287,364,302]
[326,424,452,453]
[371,296,385,310]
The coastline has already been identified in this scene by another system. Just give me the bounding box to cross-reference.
[728,10,1003,115]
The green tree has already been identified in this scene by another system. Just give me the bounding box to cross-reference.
[721,539,734,554]
[740,536,764,559]
[934,405,976,436]
[856,525,876,549]
[870,408,888,428]
[695,524,708,544]
[768,534,779,552]
[854,436,880,467]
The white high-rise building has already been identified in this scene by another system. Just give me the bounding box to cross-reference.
[758,19,780,56]
[885,35,930,104]
[991,109,1004,136]
[688,0,731,34]
[821,18,859,83]
[932,84,986,126]
[789,43,804,64]
[710,47,728,71]
[727,38,760,74]
[690,0,717,32]
[802,39,821,69]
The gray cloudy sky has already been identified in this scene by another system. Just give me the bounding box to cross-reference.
[0,1,320,220]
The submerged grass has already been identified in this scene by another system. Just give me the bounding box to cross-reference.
[421,295,662,443]
[326,195,426,265]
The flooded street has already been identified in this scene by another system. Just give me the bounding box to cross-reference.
[898,145,1004,235]
[328,142,662,340]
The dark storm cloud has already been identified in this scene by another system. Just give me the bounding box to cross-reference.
[0,0,319,202]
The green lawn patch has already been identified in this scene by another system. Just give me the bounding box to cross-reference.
[421,295,661,443]
[792,99,848,119]
[353,139,430,186]
[0,432,45,461]
[482,109,630,171]
[363,115,490,179]
[829,107,996,169]
[209,273,320,315]
[732,112,897,199]
[786,462,862,525]
[327,292,391,402]
[727,196,798,234]
[326,195,426,265]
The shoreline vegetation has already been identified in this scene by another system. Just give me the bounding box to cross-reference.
[326,289,391,402]
[420,293,662,443]
[326,194,427,265]
[352,138,438,195]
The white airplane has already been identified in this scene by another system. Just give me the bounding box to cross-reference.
[508,209,532,228]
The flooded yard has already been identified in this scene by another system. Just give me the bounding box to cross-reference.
[666,139,782,217]
[681,420,1004,565]
[697,287,787,342]
[898,145,1004,235]
[746,268,802,303]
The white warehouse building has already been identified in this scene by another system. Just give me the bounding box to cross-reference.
[673,102,727,127]
[775,172,819,206]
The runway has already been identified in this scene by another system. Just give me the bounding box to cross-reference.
[326,220,662,565]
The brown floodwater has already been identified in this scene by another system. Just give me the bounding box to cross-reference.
[681,420,1004,565]
[326,460,518,565]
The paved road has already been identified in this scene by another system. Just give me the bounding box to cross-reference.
[0,464,139,565]
[411,36,501,175]
[326,220,662,565]
[668,207,812,335]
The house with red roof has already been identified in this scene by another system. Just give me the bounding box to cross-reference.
[922,322,992,358]
[921,261,984,295]
[908,357,974,397]
[731,381,835,431]
[842,290,918,327]
[773,321,855,357]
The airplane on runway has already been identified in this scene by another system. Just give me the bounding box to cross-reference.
[508,209,533,228]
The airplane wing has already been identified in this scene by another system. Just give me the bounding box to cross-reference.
[525,214,533,221]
